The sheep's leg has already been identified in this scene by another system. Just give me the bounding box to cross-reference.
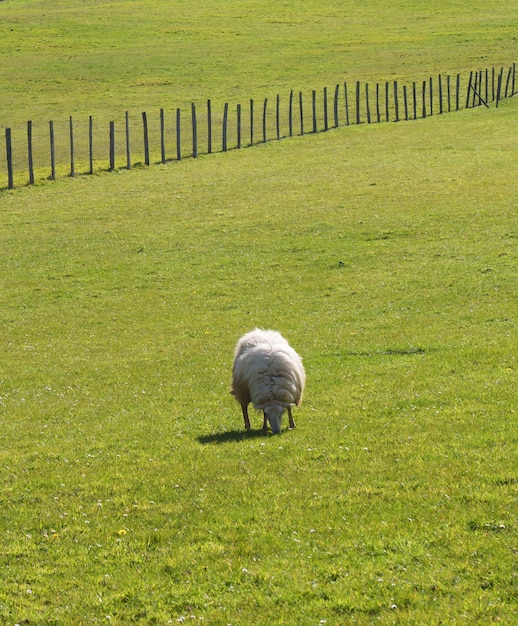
[262,413,268,434]
[241,404,251,430]
[287,406,296,429]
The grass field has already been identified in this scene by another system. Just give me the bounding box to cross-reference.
[1,0,517,127]
[1,96,517,623]
[1,0,517,624]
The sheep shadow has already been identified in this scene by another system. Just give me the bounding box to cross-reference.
[197,429,267,444]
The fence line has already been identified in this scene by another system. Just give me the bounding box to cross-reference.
[1,64,516,190]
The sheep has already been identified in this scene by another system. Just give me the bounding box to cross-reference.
[231,328,305,434]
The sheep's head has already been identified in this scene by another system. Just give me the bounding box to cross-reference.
[263,400,285,434]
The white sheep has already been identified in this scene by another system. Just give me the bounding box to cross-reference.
[231,328,306,434]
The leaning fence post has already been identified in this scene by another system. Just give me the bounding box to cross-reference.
[466,71,473,108]
[69,115,75,177]
[27,121,34,185]
[6,128,14,189]
[49,121,56,180]
[495,67,503,107]
[504,65,512,98]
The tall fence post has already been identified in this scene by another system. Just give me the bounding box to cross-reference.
[365,83,371,124]
[89,115,94,174]
[6,128,14,189]
[142,112,150,166]
[237,103,242,149]
[69,115,75,177]
[250,99,254,146]
[289,90,294,137]
[192,103,197,158]
[312,90,317,133]
[393,80,399,122]
[262,97,268,143]
[176,108,181,160]
[109,121,115,171]
[323,86,329,131]
[49,120,56,180]
[276,94,281,141]
[27,121,34,185]
[299,91,304,135]
[376,83,381,122]
[207,99,212,154]
[333,83,339,128]
[222,102,228,151]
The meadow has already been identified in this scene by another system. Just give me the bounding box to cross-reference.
[1,0,517,624]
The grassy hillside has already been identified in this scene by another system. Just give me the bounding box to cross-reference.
[1,0,517,127]
[1,95,516,623]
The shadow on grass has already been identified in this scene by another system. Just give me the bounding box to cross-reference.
[197,429,266,444]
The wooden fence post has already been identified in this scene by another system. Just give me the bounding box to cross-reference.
[365,83,371,124]
[142,112,149,166]
[89,115,94,174]
[109,121,115,171]
[429,77,433,115]
[262,98,268,143]
[312,90,317,133]
[160,108,166,164]
[250,98,254,146]
[323,86,329,131]
[456,74,460,110]
[192,103,197,158]
[27,121,34,185]
[376,83,381,122]
[289,89,294,137]
[447,75,451,112]
[333,84,339,128]
[176,108,181,161]
[438,74,443,114]
[125,111,131,169]
[207,99,212,154]
[422,80,427,118]
[393,80,399,122]
[504,65,512,97]
[222,102,229,151]
[466,71,473,108]
[385,81,389,121]
[6,128,14,189]
[299,91,304,135]
[69,115,75,177]
[49,121,56,180]
[412,82,417,120]
[403,85,408,120]
[344,82,350,126]
[495,67,503,107]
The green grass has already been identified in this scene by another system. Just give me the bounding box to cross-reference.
[1,96,517,623]
[1,0,517,127]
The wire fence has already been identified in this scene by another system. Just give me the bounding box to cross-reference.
[1,64,516,190]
